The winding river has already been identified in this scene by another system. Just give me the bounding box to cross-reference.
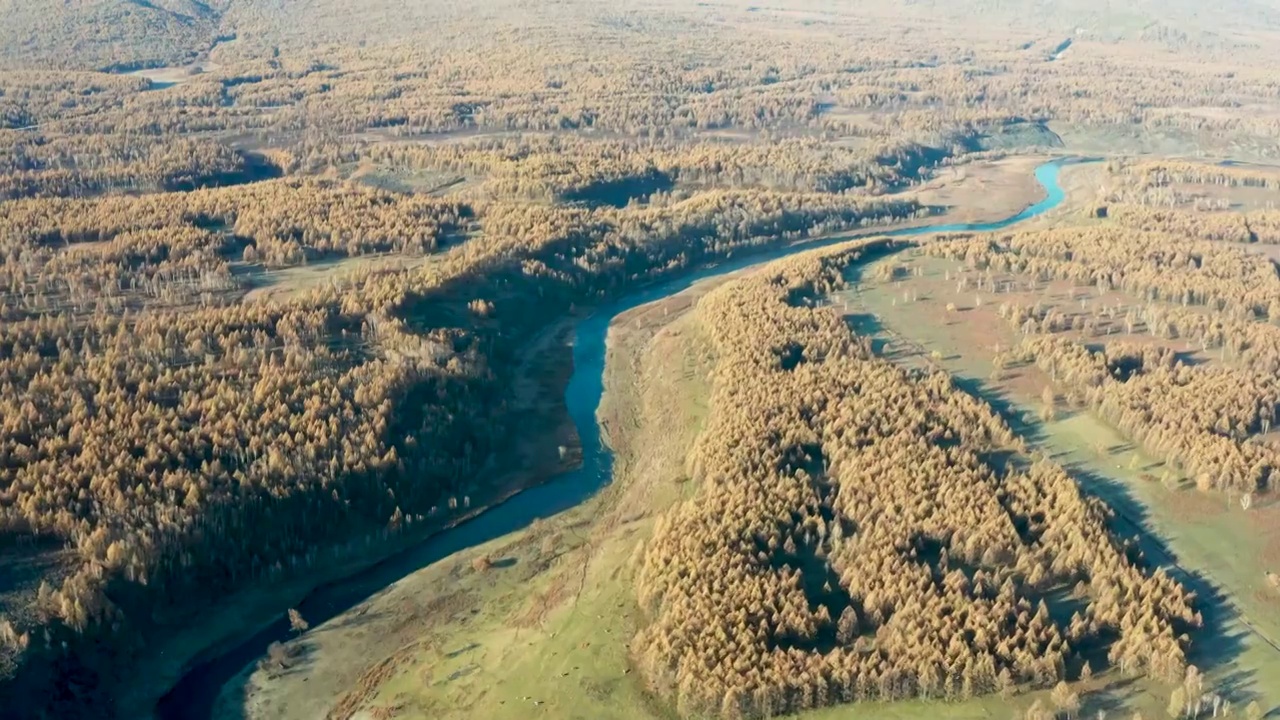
[157,158,1073,719]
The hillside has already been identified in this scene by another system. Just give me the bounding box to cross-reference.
[0,0,228,71]
[7,0,1280,72]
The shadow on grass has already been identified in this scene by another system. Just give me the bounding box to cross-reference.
[840,278,1254,689]
[444,642,481,659]
[842,312,891,355]
[970,391,1260,698]
[1082,675,1143,717]
[1058,460,1250,673]
[949,373,1049,448]
[954,371,1251,677]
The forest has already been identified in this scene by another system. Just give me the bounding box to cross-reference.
[2,0,1280,718]
[633,243,1199,718]
[925,225,1280,496]
[0,107,922,718]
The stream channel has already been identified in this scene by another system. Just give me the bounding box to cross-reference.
[157,158,1074,719]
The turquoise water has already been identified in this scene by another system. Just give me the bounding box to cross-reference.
[160,158,1072,720]
[888,161,1066,236]
[563,159,1067,503]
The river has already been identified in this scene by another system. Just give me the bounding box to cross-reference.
[156,158,1074,719]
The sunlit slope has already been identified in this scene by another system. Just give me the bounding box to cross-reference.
[0,0,227,71]
[6,0,1280,71]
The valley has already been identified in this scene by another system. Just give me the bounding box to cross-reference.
[3,2,1280,720]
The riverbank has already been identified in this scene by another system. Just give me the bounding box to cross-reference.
[225,154,1274,717]
[144,156,1077,720]
[135,319,581,720]
[224,266,732,720]
[285,229,1210,720]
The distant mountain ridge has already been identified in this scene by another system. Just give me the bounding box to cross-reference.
[0,0,227,71]
[2,0,1280,74]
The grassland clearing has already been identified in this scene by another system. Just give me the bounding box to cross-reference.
[1049,121,1280,163]
[845,248,1280,712]
[237,253,440,303]
[126,62,221,90]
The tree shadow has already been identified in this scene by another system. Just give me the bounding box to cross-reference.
[949,373,1050,448]
[844,295,1254,682]
[1081,675,1143,717]
[444,641,481,659]
[842,312,891,355]
[561,171,675,209]
[1060,461,1249,674]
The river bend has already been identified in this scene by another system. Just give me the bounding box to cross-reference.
[157,158,1073,719]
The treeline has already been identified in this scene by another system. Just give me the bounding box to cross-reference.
[0,2,1274,717]
[0,0,220,72]
[362,131,980,202]
[926,227,1280,494]
[924,227,1280,320]
[0,72,149,128]
[1121,161,1280,193]
[0,178,471,321]
[1101,159,1280,215]
[1134,303,1280,375]
[1001,335,1278,493]
[995,293,1280,376]
[7,0,1280,202]
[1105,206,1280,245]
[0,133,262,200]
[204,5,1280,141]
[633,243,1198,719]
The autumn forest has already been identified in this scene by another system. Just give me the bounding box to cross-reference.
[1,0,1280,719]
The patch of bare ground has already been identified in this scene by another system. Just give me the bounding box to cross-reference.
[1054,160,1113,216]
[913,155,1050,223]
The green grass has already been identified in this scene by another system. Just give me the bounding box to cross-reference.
[359,304,712,720]
[342,261,1280,720]
[851,251,1280,714]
